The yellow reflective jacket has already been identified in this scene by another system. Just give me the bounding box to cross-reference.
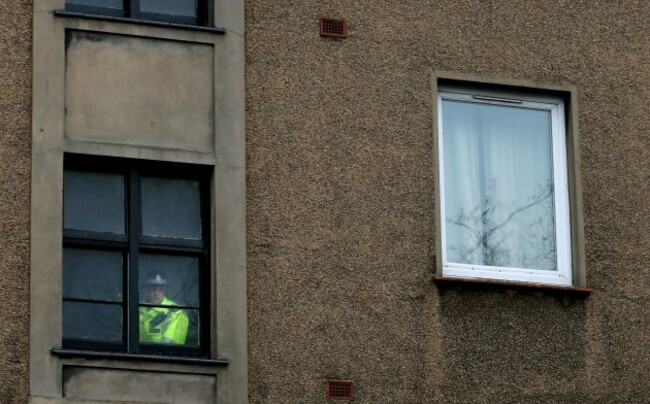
[139,297,189,344]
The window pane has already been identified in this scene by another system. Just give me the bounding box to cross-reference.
[139,255,201,347]
[64,170,125,234]
[63,301,122,343]
[140,0,197,17]
[442,100,557,271]
[140,307,199,347]
[141,177,202,240]
[63,248,123,302]
[66,0,122,9]
[139,254,200,307]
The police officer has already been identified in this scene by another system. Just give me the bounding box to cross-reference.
[139,273,189,344]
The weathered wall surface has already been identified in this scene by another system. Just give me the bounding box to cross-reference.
[246,1,650,402]
[0,0,31,403]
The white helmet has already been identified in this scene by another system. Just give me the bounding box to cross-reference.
[146,273,167,286]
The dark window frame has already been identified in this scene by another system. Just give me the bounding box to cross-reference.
[65,0,209,26]
[62,154,212,357]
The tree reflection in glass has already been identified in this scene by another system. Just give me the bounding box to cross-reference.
[442,99,557,271]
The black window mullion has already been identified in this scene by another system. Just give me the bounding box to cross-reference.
[126,169,141,353]
[64,297,124,305]
[139,241,205,254]
[197,0,208,26]
[139,302,199,311]
[199,179,211,354]
[125,0,137,18]
[63,231,128,246]
[199,254,210,353]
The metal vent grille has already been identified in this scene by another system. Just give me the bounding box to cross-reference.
[327,380,355,401]
[320,18,348,38]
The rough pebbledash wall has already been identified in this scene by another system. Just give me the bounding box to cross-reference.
[0,0,31,403]
[246,1,650,403]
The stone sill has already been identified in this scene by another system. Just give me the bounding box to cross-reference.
[51,348,229,366]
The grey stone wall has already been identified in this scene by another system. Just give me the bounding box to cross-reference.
[246,1,650,402]
[0,0,31,402]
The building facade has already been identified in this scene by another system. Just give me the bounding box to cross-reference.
[0,0,31,402]
[0,0,648,403]
[246,1,650,402]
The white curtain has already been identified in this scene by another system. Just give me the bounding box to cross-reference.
[442,99,557,271]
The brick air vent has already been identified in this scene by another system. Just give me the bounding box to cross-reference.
[320,18,348,38]
[326,380,355,401]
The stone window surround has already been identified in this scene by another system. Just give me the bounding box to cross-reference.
[31,1,246,403]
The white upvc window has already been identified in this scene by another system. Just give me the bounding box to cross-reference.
[438,87,572,286]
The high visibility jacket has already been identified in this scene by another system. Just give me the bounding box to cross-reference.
[139,297,189,344]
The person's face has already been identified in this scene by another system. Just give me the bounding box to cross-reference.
[147,286,165,305]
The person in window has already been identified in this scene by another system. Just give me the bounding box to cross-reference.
[139,273,189,344]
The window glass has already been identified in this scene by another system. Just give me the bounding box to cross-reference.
[139,306,200,346]
[138,254,200,346]
[140,0,197,17]
[63,248,123,302]
[138,254,200,307]
[63,301,123,342]
[141,177,202,240]
[64,170,125,234]
[438,87,573,286]
[67,0,122,8]
[184,309,200,347]
[441,100,557,271]
[62,158,208,354]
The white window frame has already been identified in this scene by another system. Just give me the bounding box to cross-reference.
[437,87,573,286]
